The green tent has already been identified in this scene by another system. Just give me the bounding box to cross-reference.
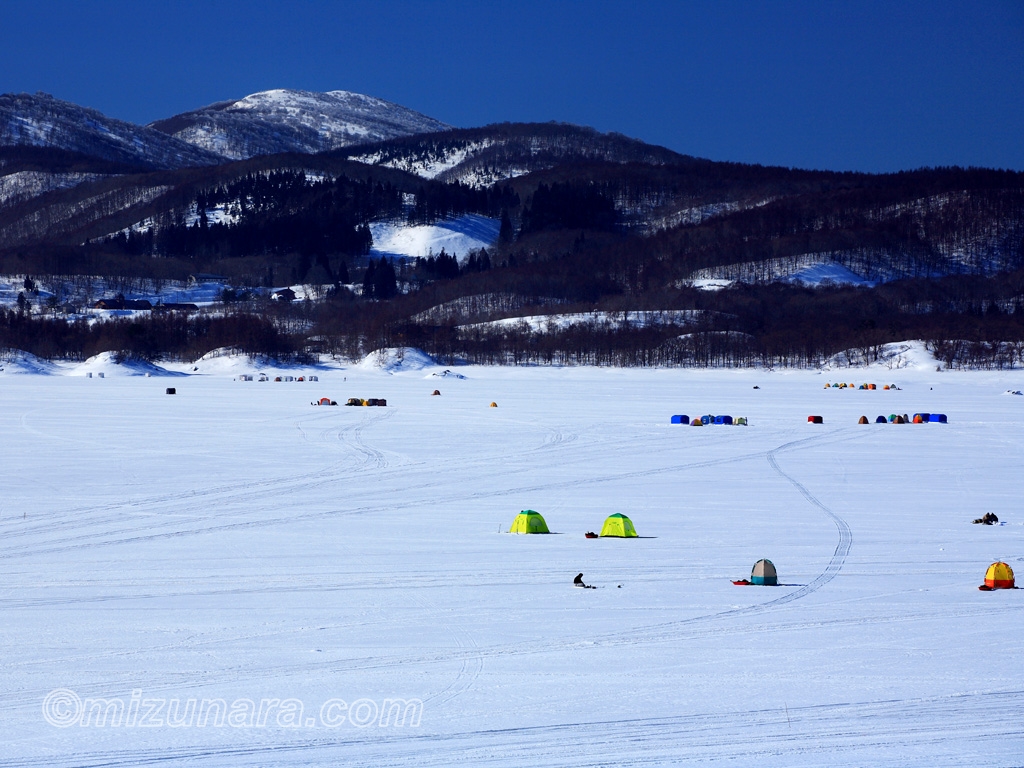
[600,513,638,538]
[509,509,550,534]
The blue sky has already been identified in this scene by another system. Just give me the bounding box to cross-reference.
[2,0,1022,172]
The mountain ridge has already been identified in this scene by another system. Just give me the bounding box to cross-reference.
[0,92,225,170]
[148,88,451,160]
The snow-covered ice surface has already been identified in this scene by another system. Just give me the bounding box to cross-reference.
[1,349,1023,766]
[370,214,499,261]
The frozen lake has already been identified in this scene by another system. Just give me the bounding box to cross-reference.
[1,350,1022,766]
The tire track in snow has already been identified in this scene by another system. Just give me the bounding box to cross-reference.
[761,436,853,602]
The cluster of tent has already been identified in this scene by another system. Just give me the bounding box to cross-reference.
[509,510,639,537]
[811,413,948,424]
[857,413,948,424]
[824,382,899,390]
[238,374,318,382]
[345,397,387,406]
[671,414,748,426]
[509,513,1014,594]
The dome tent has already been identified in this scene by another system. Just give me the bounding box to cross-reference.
[980,561,1015,590]
[509,510,550,534]
[751,559,778,586]
[600,513,638,538]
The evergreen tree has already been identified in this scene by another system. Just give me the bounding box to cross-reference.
[362,260,377,299]
[499,209,513,244]
[373,257,398,300]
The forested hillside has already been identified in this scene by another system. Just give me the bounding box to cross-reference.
[2,110,1024,369]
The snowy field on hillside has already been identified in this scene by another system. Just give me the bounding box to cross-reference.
[370,214,499,262]
[1,347,1023,766]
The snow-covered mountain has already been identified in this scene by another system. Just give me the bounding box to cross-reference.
[148,89,451,160]
[0,92,224,170]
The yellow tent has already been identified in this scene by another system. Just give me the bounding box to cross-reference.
[982,561,1015,589]
[509,510,550,534]
[600,513,638,538]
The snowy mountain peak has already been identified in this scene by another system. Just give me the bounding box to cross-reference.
[149,88,450,161]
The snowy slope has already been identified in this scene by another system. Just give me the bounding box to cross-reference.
[370,213,500,261]
[0,92,224,169]
[460,309,704,332]
[1,355,1022,766]
[149,89,450,161]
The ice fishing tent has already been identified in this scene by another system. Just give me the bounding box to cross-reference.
[490,402,498,408]
[929,413,947,423]
[714,415,733,425]
[691,419,703,427]
[858,415,869,424]
[600,513,638,538]
[875,415,887,423]
[671,415,689,424]
[981,561,1015,589]
[318,397,332,406]
[509,510,550,534]
[807,415,823,424]
[751,559,778,586]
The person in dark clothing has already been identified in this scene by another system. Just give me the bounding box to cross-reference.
[574,573,587,587]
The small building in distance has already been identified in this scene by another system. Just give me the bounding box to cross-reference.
[152,303,199,314]
[93,297,152,311]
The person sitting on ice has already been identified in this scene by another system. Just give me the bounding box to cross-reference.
[574,573,587,587]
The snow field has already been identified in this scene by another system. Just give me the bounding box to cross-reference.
[370,214,499,262]
[0,359,1021,766]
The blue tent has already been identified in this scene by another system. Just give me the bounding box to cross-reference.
[929,413,947,423]
[714,415,734,425]
[875,415,887,423]
[671,415,689,424]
